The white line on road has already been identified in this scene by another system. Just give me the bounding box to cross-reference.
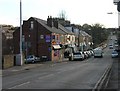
[38,74,54,80]
[50,64,56,67]
[8,81,30,89]
[57,72,62,74]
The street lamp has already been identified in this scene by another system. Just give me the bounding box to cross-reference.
[107,12,120,15]
[107,12,120,29]
[18,0,23,66]
[113,0,120,5]
[20,0,23,65]
[113,0,120,28]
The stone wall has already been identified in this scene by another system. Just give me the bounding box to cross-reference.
[2,55,14,69]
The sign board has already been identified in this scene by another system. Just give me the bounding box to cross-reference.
[46,35,51,42]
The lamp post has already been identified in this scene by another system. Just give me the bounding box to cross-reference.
[20,0,23,65]
[16,0,23,66]
[107,12,120,29]
[0,25,2,69]
[113,0,120,27]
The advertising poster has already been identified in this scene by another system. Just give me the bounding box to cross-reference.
[46,35,51,42]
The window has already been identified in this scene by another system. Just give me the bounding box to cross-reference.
[28,42,31,48]
[40,35,44,39]
[29,35,30,37]
[30,21,34,29]
[22,35,25,42]
[22,35,25,50]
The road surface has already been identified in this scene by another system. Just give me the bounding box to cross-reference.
[2,46,113,90]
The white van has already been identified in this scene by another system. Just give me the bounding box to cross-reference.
[93,47,103,58]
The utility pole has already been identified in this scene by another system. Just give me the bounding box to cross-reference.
[20,0,23,65]
[16,0,23,66]
[0,25,2,69]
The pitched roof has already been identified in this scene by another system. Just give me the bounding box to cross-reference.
[80,30,92,37]
[59,24,74,35]
[32,17,66,34]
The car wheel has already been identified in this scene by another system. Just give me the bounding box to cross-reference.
[71,53,74,61]
[32,60,34,63]
[69,57,72,61]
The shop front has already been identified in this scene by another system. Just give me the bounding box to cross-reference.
[52,44,62,62]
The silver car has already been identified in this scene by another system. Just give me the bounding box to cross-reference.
[111,50,118,58]
[73,52,84,61]
[25,55,40,63]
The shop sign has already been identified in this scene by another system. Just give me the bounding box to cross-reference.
[46,35,51,42]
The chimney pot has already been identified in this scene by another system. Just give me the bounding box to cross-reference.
[47,16,53,27]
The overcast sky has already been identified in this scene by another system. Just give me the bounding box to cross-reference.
[0,0,119,28]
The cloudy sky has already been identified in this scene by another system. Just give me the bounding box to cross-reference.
[0,0,119,28]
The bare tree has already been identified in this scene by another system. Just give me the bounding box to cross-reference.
[58,10,67,19]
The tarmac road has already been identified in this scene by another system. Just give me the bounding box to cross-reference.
[2,47,113,90]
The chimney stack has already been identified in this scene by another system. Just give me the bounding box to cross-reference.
[47,16,53,27]
[53,20,59,29]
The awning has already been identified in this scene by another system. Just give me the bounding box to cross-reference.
[53,45,61,50]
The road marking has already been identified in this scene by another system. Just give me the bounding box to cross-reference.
[8,81,30,89]
[38,74,54,80]
[50,64,56,67]
[57,71,62,74]
[93,64,112,90]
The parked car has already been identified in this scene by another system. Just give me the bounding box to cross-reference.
[111,50,118,58]
[89,50,94,56]
[41,55,48,61]
[114,44,118,47]
[64,46,78,61]
[109,44,113,49]
[86,51,92,57]
[25,55,40,64]
[64,47,73,60]
[73,51,84,61]
[83,51,89,59]
[93,48,103,58]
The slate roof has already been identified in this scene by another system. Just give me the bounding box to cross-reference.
[59,24,74,35]
[80,30,92,38]
[32,17,67,35]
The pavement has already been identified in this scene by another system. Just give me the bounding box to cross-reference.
[106,57,120,90]
[2,58,69,77]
